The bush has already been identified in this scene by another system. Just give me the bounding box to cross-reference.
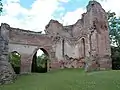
[111,46,120,70]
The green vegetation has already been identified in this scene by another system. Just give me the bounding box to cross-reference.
[107,11,120,48]
[0,69,120,90]
[9,51,21,74]
[9,52,21,67]
[107,11,120,69]
[31,53,49,73]
[36,54,49,73]
[36,54,49,68]
[0,0,3,15]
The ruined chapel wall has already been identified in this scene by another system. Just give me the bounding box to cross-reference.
[48,1,112,70]
[0,0,112,76]
[84,1,112,71]
[0,24,54,73]
[87,1,111,57]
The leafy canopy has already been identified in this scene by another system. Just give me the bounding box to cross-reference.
[107,11,120,48]
[0,0,3,15]
[36,53,49,68]
[9,51,21,67]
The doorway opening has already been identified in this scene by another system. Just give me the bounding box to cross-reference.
[9,51,21,74]
[31,48,49,73]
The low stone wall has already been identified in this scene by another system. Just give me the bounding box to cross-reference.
[84,56,112,72]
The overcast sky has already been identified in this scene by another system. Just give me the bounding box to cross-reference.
[0,0,120,32]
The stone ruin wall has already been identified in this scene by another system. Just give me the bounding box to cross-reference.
[0,1,112,85]
[45,1,112,70]
[9,24,54,73]
[0,24,16,85]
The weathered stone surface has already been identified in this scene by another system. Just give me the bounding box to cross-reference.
[0,1,112,84]
[85,56,100,72]
[0,60,16,85]
[0,30,16,85]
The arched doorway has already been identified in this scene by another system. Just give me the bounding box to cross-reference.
[31,48,49,73]
[9,51,21,74]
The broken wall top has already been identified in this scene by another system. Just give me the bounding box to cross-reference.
[45,1,108,38]
[0,1,108,40]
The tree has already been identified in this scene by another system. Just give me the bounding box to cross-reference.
[107,11,120,69]
[107,11,120,48]
[0,0,3,15]
[37,53,49,68]
[9,52,21,67]
[9,51,21,74]
[36,53,49,73]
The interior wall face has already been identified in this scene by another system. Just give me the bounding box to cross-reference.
[9,43,37,54]
[64,41,80,59]
[55,40,63,60]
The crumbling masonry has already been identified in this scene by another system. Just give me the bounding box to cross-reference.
[0,1,112,84]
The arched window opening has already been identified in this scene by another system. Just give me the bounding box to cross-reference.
[9,51,21,74]
[81,38,86,57]
[31,48,49,73]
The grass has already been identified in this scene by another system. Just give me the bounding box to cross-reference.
[1,69,120,90]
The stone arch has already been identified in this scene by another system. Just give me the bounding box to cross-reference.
[40,48,49,57]
[31,47,50,73]
[31,47,50,59]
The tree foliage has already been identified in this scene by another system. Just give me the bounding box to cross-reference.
[9,51,21,67]
[107,11,120,69]
[0,0,3,15]
[36,53,49,68]
[107,11,120,48]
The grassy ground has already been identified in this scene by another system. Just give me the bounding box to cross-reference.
[1,69,120,90]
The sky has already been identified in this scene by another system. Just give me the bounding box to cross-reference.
[1,0,120,55]
[1,0,120,33]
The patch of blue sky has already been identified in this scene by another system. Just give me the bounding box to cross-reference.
[53,0,89,20]
[20,0,34,9]
[61,0,89,12]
